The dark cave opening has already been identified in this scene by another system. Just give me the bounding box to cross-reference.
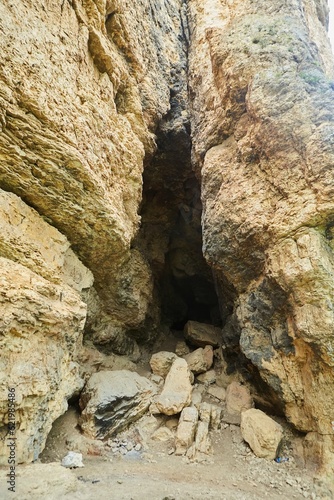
[135,72,221,336]
[136,169,222,335]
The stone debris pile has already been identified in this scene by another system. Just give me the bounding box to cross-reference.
[77,321,286,464]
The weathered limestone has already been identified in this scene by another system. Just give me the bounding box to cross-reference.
[175,341,190,357]
[241,409,283,460]
[150,351,178,378]
[0,190,94,291]
[184,321,221,347]
[0,0,188,325]
[155,358,193,415]
[207,385,226,402]
[79,370,156,439]
[0,0,334,476]
[197,370,217,385]
[0,257,86,464]
[188,0,334,466]
[151,426,174,442]
[184,345,213,374]
[0,0,189,464]
[175,406,198,455]
[226,382,253,416]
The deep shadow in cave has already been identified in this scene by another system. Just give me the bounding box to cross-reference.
[134,86,221,336]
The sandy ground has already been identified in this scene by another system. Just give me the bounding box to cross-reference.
[1,406,332,500]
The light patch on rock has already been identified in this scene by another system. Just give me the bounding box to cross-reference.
[79,370,156,439]
[184,321,221,347]
[150,351,178,378]
[61,451,84,468]
[155,358,193,415]
[241,409,283,460]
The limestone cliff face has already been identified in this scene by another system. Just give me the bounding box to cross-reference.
[1,0,334,471]
[188,0,334,469]
[0,0,188,463]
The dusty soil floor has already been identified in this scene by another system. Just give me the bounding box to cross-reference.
[1,406,332,500]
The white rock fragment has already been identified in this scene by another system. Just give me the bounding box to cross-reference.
[61,451,84,469]
[156,358,193,415]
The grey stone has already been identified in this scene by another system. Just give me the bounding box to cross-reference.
[61,451,84,469]
[79,370,156,439]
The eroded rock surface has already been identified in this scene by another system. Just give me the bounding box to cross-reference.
[0,0,334,476]
[155,358,193,415]
[241,409,283,460]
[188,0,334,469]
[79,370,156,439]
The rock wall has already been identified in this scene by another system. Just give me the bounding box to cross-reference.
[0,0,188,462]
[188,0,334,470]
[0,0,334,471]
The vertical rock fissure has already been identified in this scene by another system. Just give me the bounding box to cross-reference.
[133,1,221,342]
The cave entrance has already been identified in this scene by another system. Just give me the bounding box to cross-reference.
[135,87,221,339]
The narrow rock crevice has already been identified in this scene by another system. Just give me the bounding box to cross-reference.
[133,20,221,342]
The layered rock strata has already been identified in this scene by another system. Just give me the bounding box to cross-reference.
[0,0,188,462]
[0,0,333,473]
[188,0,334,470]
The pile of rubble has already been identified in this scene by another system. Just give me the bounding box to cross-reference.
[78,321,284,463]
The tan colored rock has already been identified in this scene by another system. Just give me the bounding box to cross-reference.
[0,0,188,330]
[78,346,137,381]
[151,427,174,442]
[303,432,334,475]
[210,405,222,431]
[207,385,226,402]
[175,406,198,455]
[134,415,161,441]
[197,370,217,385]
[149,373,165,389]
[0,257,86,465]
[184,321,221,347]
[226,382,253,415]
[165,418,179,432]
[184,345,213,374]
[188,0,334,467]
[156,358,193,416]
[241,409,283,460]
[149,351,178,378]
[175,340,190,357]
[191,388,203,407]
[194,421,212,455]
[0,190,94,291]
[79,370,156,439]
[198,402,222,431]
[198,402,212,424]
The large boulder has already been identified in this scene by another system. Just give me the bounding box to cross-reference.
[79,370,156,439]
[184,346,213,374]
[155,358,193,415]
[226,382,253,416]
[175,406,198,455]
[149,351,178,378]
[241,409,283,460]
[184,321,221,348]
